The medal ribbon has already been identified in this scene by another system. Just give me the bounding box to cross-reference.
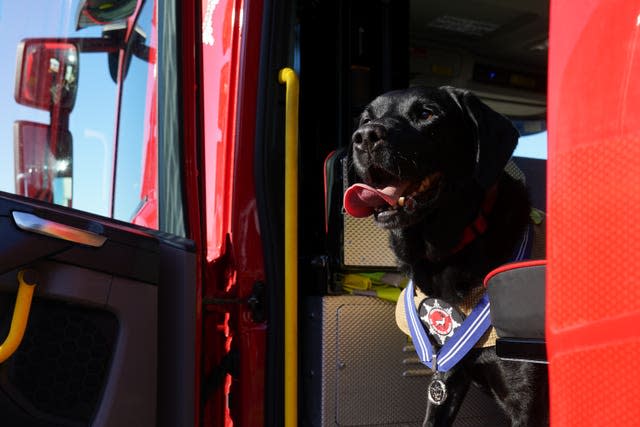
[404,280,491,372]
[404,224,532,372]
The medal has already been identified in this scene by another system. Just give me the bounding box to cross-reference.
[428,377,447,405]
[418,298,465,346]
[426,355,448,406]
[403,281,493,416]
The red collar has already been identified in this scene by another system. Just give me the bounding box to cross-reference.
[449,185,498,255]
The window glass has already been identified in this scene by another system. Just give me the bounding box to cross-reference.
[0,0,160,229]
[114,2,157,225]
[512,119,547,160]
[68,48,118,217]
[515,131,548,160]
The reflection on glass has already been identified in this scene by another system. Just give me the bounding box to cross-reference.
[13,121,73,207]
[15,40,79,111]
[0,0,158,229]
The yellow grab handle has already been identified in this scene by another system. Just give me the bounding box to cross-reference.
[279,67,299,427]
[0,270,37,363]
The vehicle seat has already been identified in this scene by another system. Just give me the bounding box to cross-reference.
[485,260,547,363]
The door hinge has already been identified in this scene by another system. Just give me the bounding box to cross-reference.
[203,281,266,323]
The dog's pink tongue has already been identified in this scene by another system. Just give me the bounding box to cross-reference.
[343,183,408,218]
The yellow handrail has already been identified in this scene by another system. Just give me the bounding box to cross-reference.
[279,67,299,427]
[0,270,37,363]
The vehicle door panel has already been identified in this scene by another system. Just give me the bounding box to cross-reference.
[0,192,195,427]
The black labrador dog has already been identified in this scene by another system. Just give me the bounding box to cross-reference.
[344,86,548,426]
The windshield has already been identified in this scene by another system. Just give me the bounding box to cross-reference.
[0,0,158,227]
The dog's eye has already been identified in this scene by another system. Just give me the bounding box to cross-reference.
[360,118,371,125]
[418,109,434,121]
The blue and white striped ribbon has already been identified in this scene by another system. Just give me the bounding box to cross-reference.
[512,225,531,262]
[404,280,491,372]
[404,279,435,369]
[404,224,533,372]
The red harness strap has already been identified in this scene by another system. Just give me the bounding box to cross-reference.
[449,185,498,255]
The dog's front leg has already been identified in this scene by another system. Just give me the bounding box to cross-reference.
[422,367,471,427]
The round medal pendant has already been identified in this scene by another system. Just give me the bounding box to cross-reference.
[428,378,448,406]
[418,298,465,346]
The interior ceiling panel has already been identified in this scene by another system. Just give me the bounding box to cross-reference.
[410,0,549,71]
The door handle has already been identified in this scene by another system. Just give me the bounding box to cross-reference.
[12,211,107,248]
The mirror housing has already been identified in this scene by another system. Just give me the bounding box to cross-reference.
[76,0,137,29]
[14,39,79,112]
[14,121,73,206]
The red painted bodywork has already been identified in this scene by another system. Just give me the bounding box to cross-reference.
[224,1,267,426]
[547,0,640,424]
[196,0,266,426]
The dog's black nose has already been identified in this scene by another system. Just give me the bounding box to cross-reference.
[352,123,387,149]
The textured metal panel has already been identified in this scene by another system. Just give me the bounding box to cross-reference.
[336,298,428,425]
[308,295,508,426]
[343,215,396,268]
[504,160,526,184]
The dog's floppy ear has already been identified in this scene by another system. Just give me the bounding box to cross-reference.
[449,87,520,189]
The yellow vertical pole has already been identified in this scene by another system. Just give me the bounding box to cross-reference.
[278,67,299,427]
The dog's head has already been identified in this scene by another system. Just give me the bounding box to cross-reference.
[344,86,519,229]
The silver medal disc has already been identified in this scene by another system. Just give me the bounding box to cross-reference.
[428,378,447,406]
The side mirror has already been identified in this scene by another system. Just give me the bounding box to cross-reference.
[76,0,137,29]
[14,39,79,112]
[14,121,73,207]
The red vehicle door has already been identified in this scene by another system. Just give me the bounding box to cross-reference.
[547,0,640,424]
[0,1,197,426]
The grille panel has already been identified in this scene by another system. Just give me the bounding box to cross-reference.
[0,295,118,425]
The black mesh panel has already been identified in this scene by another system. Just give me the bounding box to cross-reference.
[0,295,118,426]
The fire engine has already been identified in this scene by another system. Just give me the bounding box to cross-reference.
[0,0,637,426]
